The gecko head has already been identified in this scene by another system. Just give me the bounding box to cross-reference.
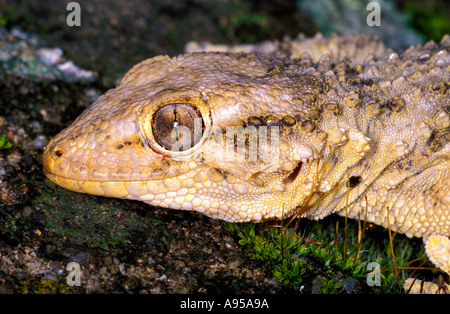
[43,52,330,222]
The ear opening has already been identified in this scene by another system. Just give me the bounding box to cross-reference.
[283,161,303,185]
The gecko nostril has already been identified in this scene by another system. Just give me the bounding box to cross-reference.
[55,150,63,157]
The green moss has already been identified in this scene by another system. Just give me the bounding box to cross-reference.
[228,214,435,293]
[220,0,271,43]
[316,278,342,294]
[18,278,75,294]
[0,204,39,243]
[0,12,7,27]
[0,134,12,149]
[229,223,307,290]
[404,2,450,42]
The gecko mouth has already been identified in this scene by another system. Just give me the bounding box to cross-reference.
[43,165,158,199]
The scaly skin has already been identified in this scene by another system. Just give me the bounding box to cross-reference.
[43,34,450,292]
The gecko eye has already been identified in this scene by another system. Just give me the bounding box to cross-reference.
[151,103,204,151]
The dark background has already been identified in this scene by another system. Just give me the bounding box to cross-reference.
[1,0,448,85]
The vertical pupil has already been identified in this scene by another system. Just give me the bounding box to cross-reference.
[152,103,203,151]
[173,108,178,126]
[173,108,179,139]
